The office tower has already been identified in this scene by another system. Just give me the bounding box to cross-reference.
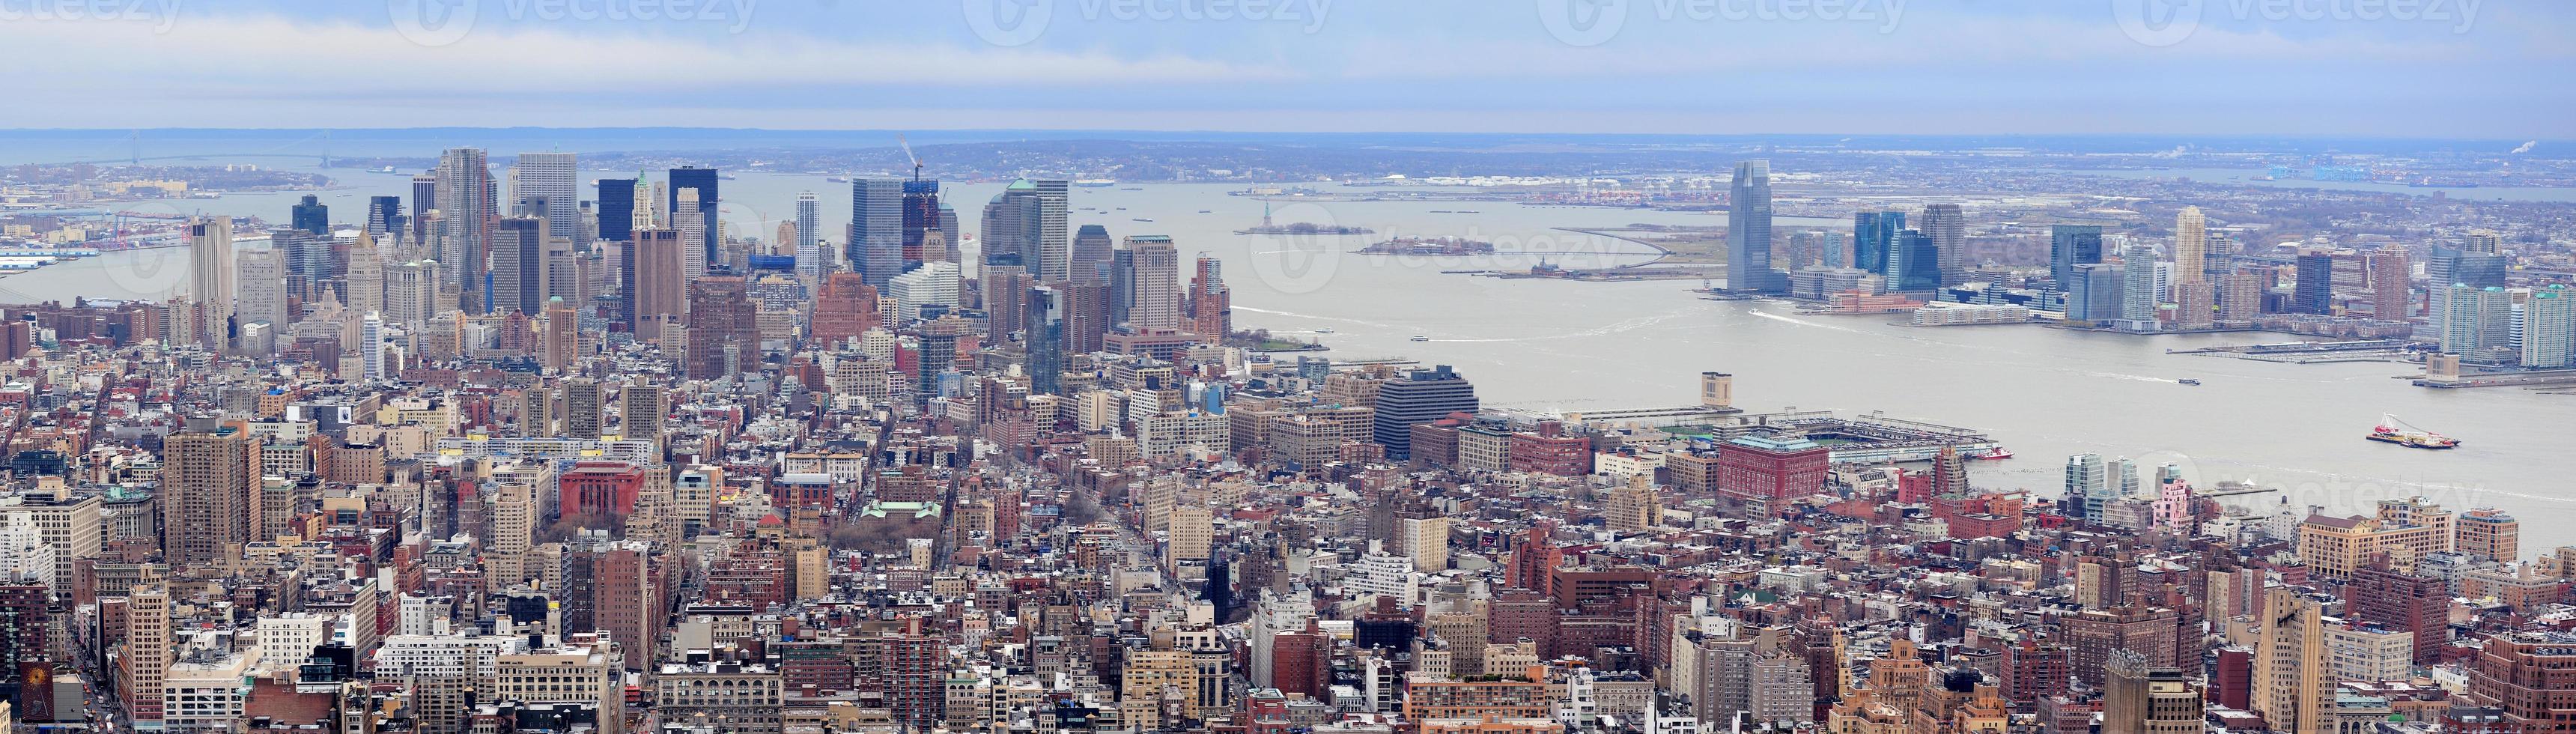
[2050,225,2104,287]
[1853,210,1904,276]
[1025,285,1065,395]
[365,195,402,239]
[289,194,329,236]
[2369,243,2411,320]
[562,377,603,438]
[1727,160,1778,293]
[2172,206,2207,297]
[1887,229,1942,296]
[511,152,579,246]
[1921,203,1963,285]
[902,179,941,268]
[621,380,667,437]
[2117,246,2163,327]
[188,216,236,346]
[386,260,438,328]
[234,245,288,335]
[2428,246,2509,339]
[2462,230,2503,254]
[794,191,822,281]
[980,181,1041,267]
[162,421,260,568]
[1125,235,1182,330]
[849,178,904,288]
[596,178,636,243]
[1072,225,1113,283]
[2102,650,2202,734]
[672,189,707,279]
[628,229,687,339]
[2064,453,2108,524]
[1061,281,1111,355]
[2256,588,2334,734]
[1188,255,1231,338]
[359,312,385,381]
[276,228,332,284]
[1108,247,1135,326]
[344,231,383,316]
[809,273,881,347]
[1033,180,1072,281]
[1372,365,1479,459]
[541,300,577,371]
[435,148,495,288]
[984,263,1028,345]
[2066,264,2122,323]
[410,173,437,243]
[2219,271,2264,322]
[2443,285,2512,354]
[2293,248,2336,315]
[669,166,720,265]
[2521,287,2575,368]
[489,216,547,315]
[887,261,961,323]
[684,276,756,380]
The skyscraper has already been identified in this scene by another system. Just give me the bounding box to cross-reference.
[1920,203,1963,286]
[1887,229,1942,296]
[672,189,707,279]
[162,420,260,568]
[346,231,384,320]
[1853,210,1904,276]
[669,166,720,266]
[902,179,941,269]
[1033,180,1072,281]
[435,148,495,288]
[795,191,823,282]
[1124,235,1182,330]
[291,194,329,236]
[365,195,403,238]
[2068,263,2124,324]
[595,178,637,243]
[187,216,236,347]
[234,246,288,341]
[2256,588,2334,734]
[1728,160,1778,293]
[2219,271,2264,323]
[2521,286,2575,368]
[2370,243,2411,321]
[2063,452,2109,524]
[514,152,580,247]
[1072,224,1113,284]
[2120,245,2164,328]
[628,229,687,339]
[850,178,905,288]
[1024,284,1065,395]
[684,276,756,380]
[410,173,437,243]
[2294,248,2337,315]
[2049,224,2103,287]
[1373,366,1478,460]
[490,216,548,315]
[887,261,961,323]
[2102,650,2203,734]
[2171,206,2207,298]
[809,273,882,348]
[2443,285,2513,354]
[1188,255,1230,339]
[980,181,1041,268]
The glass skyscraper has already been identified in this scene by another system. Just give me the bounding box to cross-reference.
[2050,224,2104,288]
[1853,210,1904,276]
[595,178,636,243]
[668,166,720,265]
[851,178,906,289]
[1888,229,1942,294]
[1728,160,1778,293]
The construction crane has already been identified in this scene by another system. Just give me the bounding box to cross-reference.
[898,133,923,181]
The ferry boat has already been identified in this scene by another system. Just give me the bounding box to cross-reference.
[1410,336,1431,342]
[1966,446,2014,461]
[2178,378,2201,386]
[2367,414,2461,449]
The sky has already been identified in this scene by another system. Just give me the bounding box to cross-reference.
[5,0,2571,137]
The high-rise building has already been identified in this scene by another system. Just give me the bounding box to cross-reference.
[2171,206,2207,295]
[2173,280,2216,329]
[2371,243,2411,320]
[850,178,905,288]
[563,377,604,439]
[410,173,438,243]
[2219,271,2264,323]
[795,191,823,281]
[2464,631,2576,733]
[2348,565,2450,664]
[1187,255,1230,339]
[2519,286,2575,368]
[901,179,941,269]
[234,244,288,338]
[435,148,495,288]
[1072,224,1113,283]
[669,166,720,266]
[628,229,688,339]
[2255,587,2333,734]
[981,181,1041,268]
[2063,452,2110,524]
[1728,160,1778,293]
[1033,180,1072,281]
[2443,285,2513,354]
[1024,284,1065,395]
[2119,246,2164,328]
[595,178,636,243]
[365,195,402,239]
[2050,224,2103,288]
[1887,229,1942,296]
[290,194,329,236]
[1920,203,1963,286]
[187,216,237,347]
[1125,235,1182,330]
[887,261,961,323]
[672,189,707,279]
[126,585,171,724]
[2102,649,2202,734]
[2068,263,2123,324]
[2458,508,2521,561]
[490,216,547,315]
[162,422,260,568]
[1853,210,1904,276]
[386,259,439,328]
[1371,366,1477,459]
[685,276,756,380]
[2294,248,2337,315]
[809,273,881,348]
[514,152,580,247]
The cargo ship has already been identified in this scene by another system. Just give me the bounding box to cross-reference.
[2367,414,2460,449]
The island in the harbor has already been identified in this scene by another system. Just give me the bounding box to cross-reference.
[1355,236,1495,256]
[1236,222,1374,235]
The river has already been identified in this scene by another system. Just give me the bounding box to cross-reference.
[22,166,2576,553]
